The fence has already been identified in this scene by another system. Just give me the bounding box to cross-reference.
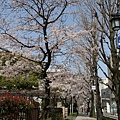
[0,108,40,120]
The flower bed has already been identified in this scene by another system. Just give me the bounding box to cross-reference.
[0,92,35,119]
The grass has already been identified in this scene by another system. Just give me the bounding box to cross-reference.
[65,117,75,120]
[102,116,115,120]
[45,112,77,120]
[64,112,77,120]
[69,112,77,116]
[65,116,75,120]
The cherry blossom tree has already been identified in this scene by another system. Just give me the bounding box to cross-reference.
[0,0,86,119]
[88,1,120,119]
[0,0,68,118]
[47,67,92,114]
[0,1,98,119]
[0,52,41,78]
[0,51,40,90]
[72,0,120,119]
[59,1,103,118]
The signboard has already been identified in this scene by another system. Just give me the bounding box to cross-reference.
[57,102,62,108]
[118,36,120,49]
[92,86,96,90]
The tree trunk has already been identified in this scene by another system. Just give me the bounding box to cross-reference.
[44,79,50,118]
[116,100,120,120]
[94,60,103,120]
[90,90,95,117]
[95,77,103,120]
[40,70,50,119]
[116,85,120,120]
[87,100,90,115]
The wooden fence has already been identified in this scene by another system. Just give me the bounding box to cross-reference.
[0,108,40,120]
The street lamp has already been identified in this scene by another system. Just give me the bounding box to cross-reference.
[110,13,120,31]
[110,1,120,31]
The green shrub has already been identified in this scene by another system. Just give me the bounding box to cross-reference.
[0,92,35,119]
[51,113,63,120]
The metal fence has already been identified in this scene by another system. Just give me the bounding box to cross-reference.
[0,108,40,120]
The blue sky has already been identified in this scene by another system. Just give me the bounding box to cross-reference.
[98,61,107,78]
[64,4,108,79]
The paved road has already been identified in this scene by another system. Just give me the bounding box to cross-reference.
[75,116,96,120]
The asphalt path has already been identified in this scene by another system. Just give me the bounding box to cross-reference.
[75,113,118,120]
[75,116,96,120]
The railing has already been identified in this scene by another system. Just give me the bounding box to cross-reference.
[0,108,40,120]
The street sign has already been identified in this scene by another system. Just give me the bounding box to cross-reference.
[118,36,120,49]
